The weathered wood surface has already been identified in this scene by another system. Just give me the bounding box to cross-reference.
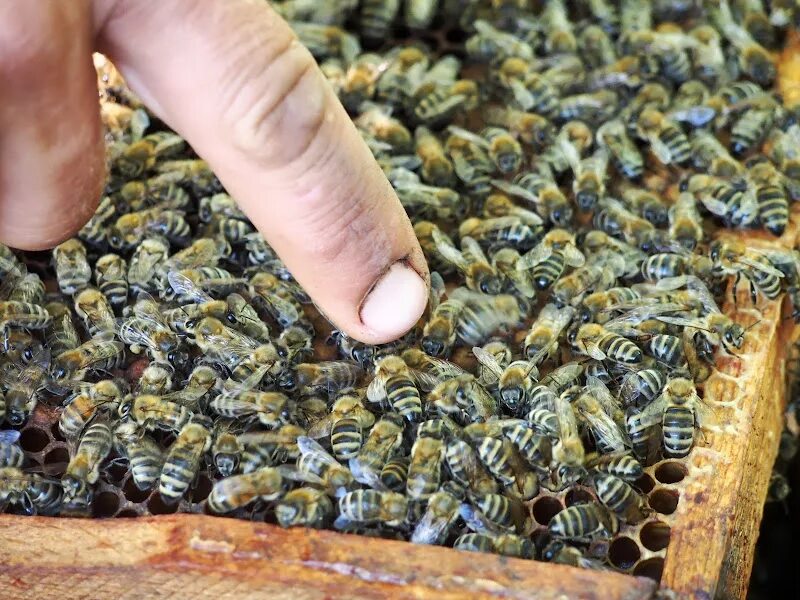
[0,514,657,600]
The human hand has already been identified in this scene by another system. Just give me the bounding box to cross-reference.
[0,0,429,344]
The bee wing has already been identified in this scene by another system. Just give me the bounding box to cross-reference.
[167,270,212,303]
[557,136,581,172]
[694,397,720,429]
[517,242,553,270]
[297,436,343,467]
[508,79,535,111]
[553,393,579,440]
[697,195,729,217]
[429,271,446,313]
[431,228,468,270]
[585,376,622,420]
[501,266,537,299]
[0,430,21,444]
[366,375,388,404]
[411,502,456,545]
[563,245,586,268]
[460,236,490,265]
[470,380,499,419]
[410,369,446,393]
[654,315,704,329]
[659,275,721,314]
[491,179,538,203]
[446,126,489,149]
[668,106,716,127]
[736,256,785,278]
[223,363,271,393]
[471,346,505,378]
[577,402,629,452]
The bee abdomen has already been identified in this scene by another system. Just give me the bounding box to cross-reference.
[757,185,789,235]
[386,375,422,422]
[602,335,643,363]
[660,126,691,164]
[330,417,363,461]
[646,334,686,367]
[662,406,695,457]
[532,252,566,290]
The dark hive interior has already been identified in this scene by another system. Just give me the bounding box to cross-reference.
[3,0,800,587]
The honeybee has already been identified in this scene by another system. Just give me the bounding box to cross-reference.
[542,540,608,570]
[640,253,713,283]
[709,239,784,302]
[745,159,790,236]
[276,487,334,528]
[113,421,164,491]
[445,438,498,496]
[486,107,554,150]
[73,288,116,336]
[339,53,387,111]
[79,196,117,247]
[577,25,617,68]
[551,261,619,308]
[597,119,644,180]
[444,128,494,187]
[635,108,691,166]
[356,103,413,153]
[93,254,128,307]
[119,394,192,433]
[427,355,498,415]
[0,467,63,515]
[557,90,618,125]
[60,379,124,439]
[62,420,113,505]
[593,197,656,248]
[395,181,462,221]
[518,229,585,291]
[238,425,306,473]
[414,126,454,187]
[458,217,541,252]
[153,159,221,197]
[119,304,181,366]
[3,350,50,426]
[335,489,408,529]
[549,502,618,542]
[159,419,212,504]
[572,323,643,364]
[348,413,404,487]
[0,430,24,468]
[591,472,649,523]
[127,237,170,293]
[44,301,80,357]
[709,0,775,85]
[579,287,641,324]
[492,168,573,227]
[406,434,445,501]
[432,230,503,294]
[208,421,242,477]
[472,347,538,414]
[410,486,463,545]
[453,532,534,559]
[465,20,534,62]
[197,193,247,223]
[573,378,628,454]
[290,22,360,64]
[684,174,758,229]
[159,237,230,279]
[378,455,409,492]
[294,436,354,498]
[414,79,479,128]
[490,247,537,299]
[160,364,219,410]
[619,368,667,410]
[207,466,284,513]
[109,207,190,249]
[210,390,291,428]
[634,377,712,458]
[191,316,259,370]
[52,239,91,296]
[368,355,436,422]
[308,392,376,460]
[290,361,364,396]
[0,301,52,338]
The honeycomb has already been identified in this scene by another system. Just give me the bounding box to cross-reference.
[3,3,797,592]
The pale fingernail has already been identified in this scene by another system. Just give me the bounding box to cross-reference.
[360,261,428,343]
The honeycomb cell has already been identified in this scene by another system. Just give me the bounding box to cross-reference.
[649,488,680,515]
[148,493,180,515]
[445,28,469,44]
[190,474,213,503]
[19,427,49,452]
[640,520,671,552]
[608,536,641,570]
[634,473,656,494]
[531,496,563,525]
[564,486,594,507]
[123,476,153,504]
[117,509,140,518]
[43,446,69,476]
[50,422,66,442]
[655,461,688,484]
[92,492,121,518]
[633,557,665,581]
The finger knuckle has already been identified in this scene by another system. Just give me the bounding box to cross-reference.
[221,31,329,169]
[0,14,62,81]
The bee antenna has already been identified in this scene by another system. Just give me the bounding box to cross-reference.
[744,319,761,331]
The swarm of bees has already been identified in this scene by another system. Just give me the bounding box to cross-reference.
[3,0,800,578]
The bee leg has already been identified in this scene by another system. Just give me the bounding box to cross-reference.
[749,280,758,306]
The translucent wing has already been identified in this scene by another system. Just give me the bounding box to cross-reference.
[429,271,446,313]
[509,79,535,111]
[431,228,468,270]
[557,136,581,171]
[576,400,629,452]
[585,376,624,424]
[167,270,213,303]
[366,375,387,404]
[471,346,505,379]
[446,126,489,149]
[460,236,490,265]
[411,500,458,545]
[0,430,21,444]
[410,369,447,393]
[668,106,716,127]
[517,242,553,270]
[736,256,785,278]
[297,436,343,467]
[491,179,539,203]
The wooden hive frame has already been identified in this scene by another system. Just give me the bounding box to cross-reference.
[4,25,800,600]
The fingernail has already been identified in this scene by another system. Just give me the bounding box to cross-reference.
[360,261,428,342]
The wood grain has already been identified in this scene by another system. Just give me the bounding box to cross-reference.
[0,514,657,600]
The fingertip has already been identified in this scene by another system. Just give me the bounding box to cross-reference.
[358,261,429,345]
